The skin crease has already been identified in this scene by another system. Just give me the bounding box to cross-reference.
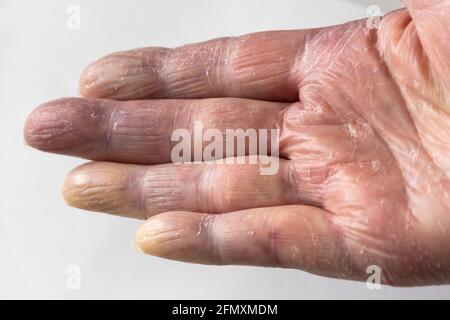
[24,1,449,286]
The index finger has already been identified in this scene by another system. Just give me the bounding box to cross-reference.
[79,30,316,101]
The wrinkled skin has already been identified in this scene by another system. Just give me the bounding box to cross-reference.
[24,1,450,286]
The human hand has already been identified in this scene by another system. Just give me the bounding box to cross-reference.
[24,0,450,286]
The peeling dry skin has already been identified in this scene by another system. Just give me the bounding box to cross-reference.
[25,98,284,163]
[24,0,450,286]
[62,159,295,218]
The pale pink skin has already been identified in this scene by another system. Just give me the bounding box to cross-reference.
[24,1,450,286]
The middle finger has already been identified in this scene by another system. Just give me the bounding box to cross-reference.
[25,97,286,164]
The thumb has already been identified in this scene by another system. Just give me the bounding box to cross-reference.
[378,2,450,177]
[403,0,450,89]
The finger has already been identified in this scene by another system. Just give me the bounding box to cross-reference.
[79,30,315,101]
[62,159,302,219]
[24,97,285,164]
[135,206,352,279]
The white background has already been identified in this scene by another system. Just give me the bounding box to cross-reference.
[1,0,450,299]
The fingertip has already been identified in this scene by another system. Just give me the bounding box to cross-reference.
[136,216,175,257]
[62,162,95,209]
[62,162,129,213]
[78,53,141,100]
[79,59,113,98]
[78,63,95,98]
[135,218,162,254]
[24,98,105,154]
[24,101,58,149]
[62,162,148,219]
[136,212,204,260]
[79,48,166,100]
